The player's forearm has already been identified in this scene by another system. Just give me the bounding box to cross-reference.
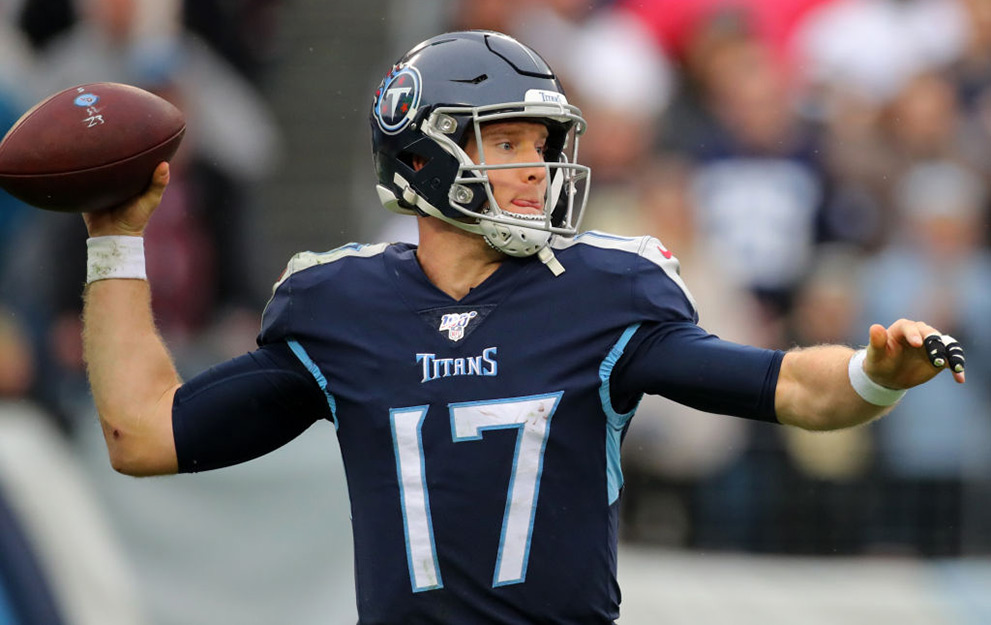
[774,345,892,431]
[82,279,180,475]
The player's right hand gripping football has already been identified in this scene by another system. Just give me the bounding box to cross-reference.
[83,162,170,238]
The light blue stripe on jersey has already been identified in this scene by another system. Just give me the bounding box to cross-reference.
[599,323,642,505]
[287,340,339,429]
[574,231,639,242]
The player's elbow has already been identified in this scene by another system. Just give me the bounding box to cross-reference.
[107,446,177,477]
[101,415,179,477]
[107,446,157,476]
[108,451,143,476]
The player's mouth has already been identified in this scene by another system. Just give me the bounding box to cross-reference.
[509,198,543,215]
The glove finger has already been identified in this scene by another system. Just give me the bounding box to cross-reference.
[923,333,949,369]
[940,334,966,374]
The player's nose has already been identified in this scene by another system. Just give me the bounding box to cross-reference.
[516,148,547,184]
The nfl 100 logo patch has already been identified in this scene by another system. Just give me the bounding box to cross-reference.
[438,311,477,342]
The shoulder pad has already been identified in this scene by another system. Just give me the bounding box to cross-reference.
[271,242,390,293]
[558,231,697,314]
[557,231,676,266]
[554,231,644,254]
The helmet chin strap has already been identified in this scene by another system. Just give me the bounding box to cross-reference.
[479,216,551,257]
[537,245,565,276]
[479,221,565,276]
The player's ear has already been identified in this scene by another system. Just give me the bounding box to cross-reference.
[412,155,428,171]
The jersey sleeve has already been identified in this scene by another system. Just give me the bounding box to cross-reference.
[611,321,783,423]
[616,236,782,422]
[172,342,332,473]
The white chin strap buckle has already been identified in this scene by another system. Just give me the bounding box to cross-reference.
[537,246,565,276]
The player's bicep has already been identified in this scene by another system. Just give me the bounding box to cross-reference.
[612,322,784,422]
[172,343,331,473]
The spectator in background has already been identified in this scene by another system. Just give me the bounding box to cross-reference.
[16,0,75,49]
[792,0,967,108]
[952,0,991,141]
[0,308,146,625]
[815,66,989,252]
[809,71,894,251]
[497,0,596,74]
[559,5,674,183]
[557,3,675,231]
[662,8,826,339]
[791,0,975,250]
[621,0,838,79]
[447,0,523,35]
[950,0,991,247]
[952,0,991,99]
[882,70,990,182]
[860,161,991,556]
[17,0,285,86]
[181,0,284,85]
[0,0,36,139]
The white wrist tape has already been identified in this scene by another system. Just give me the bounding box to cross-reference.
[847,349,906,406]
[86,236,147,283]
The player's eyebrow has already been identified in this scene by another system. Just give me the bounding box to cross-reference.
[482,123,548,142]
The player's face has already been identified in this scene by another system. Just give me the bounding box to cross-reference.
[463,121,549,216]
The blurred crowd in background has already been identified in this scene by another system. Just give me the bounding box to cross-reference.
[0,0,990,624]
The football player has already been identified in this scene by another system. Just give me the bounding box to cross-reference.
[80,31,966,624]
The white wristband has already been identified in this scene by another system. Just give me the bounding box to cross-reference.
[86,236,147,284]
[847,349,906,406]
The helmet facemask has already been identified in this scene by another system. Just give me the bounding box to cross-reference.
[419,96,590,257]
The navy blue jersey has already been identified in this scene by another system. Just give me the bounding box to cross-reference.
[174,232,782,624]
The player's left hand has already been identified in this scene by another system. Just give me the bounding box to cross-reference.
[863,318,966,389]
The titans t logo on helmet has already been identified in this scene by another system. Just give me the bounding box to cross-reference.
[373,65,422,134]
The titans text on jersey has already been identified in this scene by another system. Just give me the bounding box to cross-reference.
[417,347,498,383]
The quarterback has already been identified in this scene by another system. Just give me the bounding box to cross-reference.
[81,31,965,624]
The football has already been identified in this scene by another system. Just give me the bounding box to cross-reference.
[0,82,185,213]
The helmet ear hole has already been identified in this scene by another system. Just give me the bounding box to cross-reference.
[405,153,429,172]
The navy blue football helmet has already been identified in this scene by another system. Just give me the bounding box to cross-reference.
[370,31,589,258]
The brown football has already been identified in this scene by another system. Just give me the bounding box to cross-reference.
[0,82,185,213]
